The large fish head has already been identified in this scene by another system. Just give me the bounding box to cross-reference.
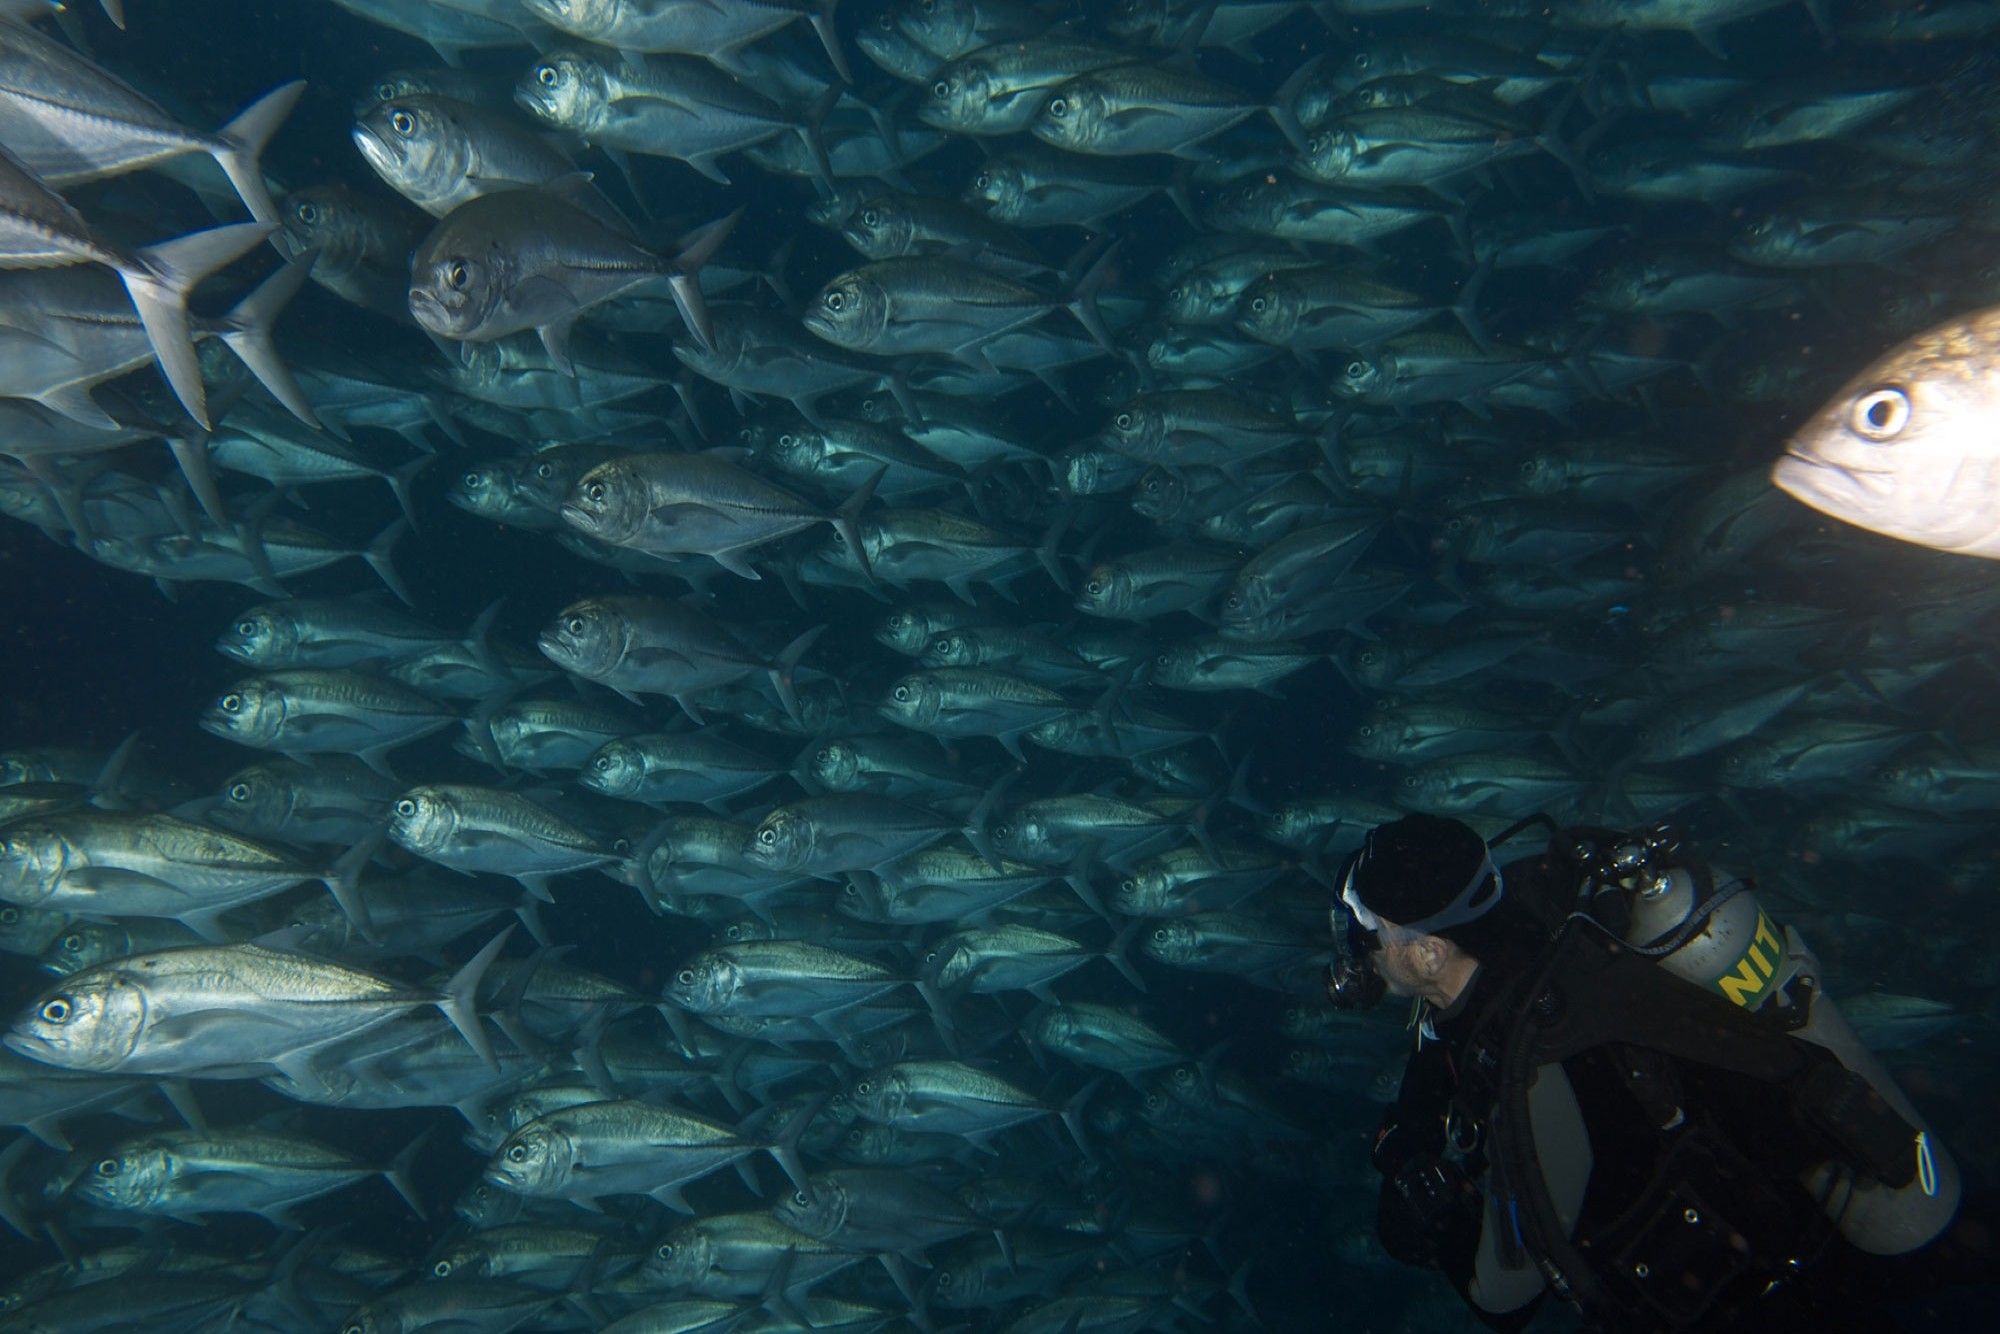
[1334,352,1388,401]
[200,679,285,747]
[764,426,827,480]
[1143,919,1197,966]
[559,461,647,545]
[1728,211,1804,267]
[516,50,606,131]
[842,197,913,260]
[1075,562,1134,618]
[1104,401,1163,455]
[803,271,890,351]
[962,158,1022,217]
[806,740,862,792]
[745,809,812,873]
[922,937,973,989]
[875,609,932,656]
[665,950,739,1013]
[486,1121,575,1196]
[1030,80,1111,154]
[1236,274,1302,343]
[277,186,367,268]
[0,825,74,906]
[578,740,644,798]
[6,970,144,1072]
[895,0,982,57]
[538,599,627,679]
[427,1238,495,1281]
[43,922,125,977]
[0,904,66,956]
[921,631,975,669]
[857,16,935,83]
[1301,126,1359,184]
[775,1177,846,1237]
[879,673,941,727]
[836,874,889,921]
[1112,868,1161,915]
[353,98,465,208]
[388,786,461,856]
[409,235,510,342]
[1131,467,1187,522]
[215,605,296,667]
[990,813,1048,863]
[75,1141,171,1211]
[846,1065,908,1123]
[212,762,295,838]
[647,1224,715,1288]
[1775,313,2000,557]
[918,62,985,131]
[1026,1002,1076,1048]
[447,460,522,521]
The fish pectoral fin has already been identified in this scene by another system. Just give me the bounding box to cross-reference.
[60,867,186,900]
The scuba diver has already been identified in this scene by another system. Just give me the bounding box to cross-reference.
[1325,812,1992,1333]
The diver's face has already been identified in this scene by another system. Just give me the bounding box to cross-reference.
[1368,921,1433,998]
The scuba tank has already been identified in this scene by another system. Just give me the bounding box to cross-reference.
[1564,823,1960,1257]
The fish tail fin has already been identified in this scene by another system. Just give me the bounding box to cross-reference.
[1063,239,1121,350]
[218,252,320,428]
[387,454,431,531]
[125,220,271,428]
[808,0,851,81]
[666,207,742,353]
[320,829,383,940]
[214,80,306,228]
[436,926,513,1071]
[834,463,886,585]
[770,623,827,729]
[363,517,412,606]
[383,1124,432,1219]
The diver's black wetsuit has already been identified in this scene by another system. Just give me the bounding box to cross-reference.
[1369,853,1991,1334]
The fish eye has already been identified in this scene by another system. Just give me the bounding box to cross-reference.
[758,828,777,845]
[61,932,81,951]
[0,909,15,924]
[816,747,834,763]
[95,1158,118,1176]
[1085,579,1104,596]
[1048,98,1068,119]
[1114,412,1133,430]
[374,81,395,102]
[656,1243,674,1260]
[1251,297,1266,312]
[973,171,989,188]
[536,63,558,87]
[390,109,415,136]
[220,693,242,712]
[856,1079,873,1094]
[932,80,949,98]
[824,290,845,312]
[39,997,69,1023]
[295,202,318,226]
[506,1144,527,1162]
[862,208,881,227]
[236,619,257,635]
[1358,724,1374,737]
[778,433,797,448]
[592,756,611,771]
[584,481,605,503]
[462,471,482,488]
[447,261,470,290]
[1224,593,1241,609]
[1345,360,1367,378]
[566,616,586,634]
[793,1189,809,1205]
[535,462,556,480]
[1353,52,1371,68]
[1851,387,1910,440]
[677,969,695,985]
[892,685,911,701]
[1152,927,1169,941]
[394,798,417,817]
[432,1260,452,1277]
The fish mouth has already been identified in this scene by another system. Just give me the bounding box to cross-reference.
[1772,449,1890,506]
[556,502,596,531]
[350,124,396,175]
[2,1031,48,1060]
[408,288,456,336]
